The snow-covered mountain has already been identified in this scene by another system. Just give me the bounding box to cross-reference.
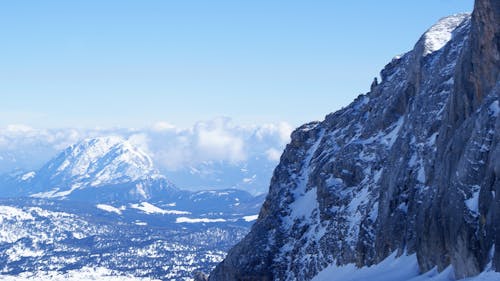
[0,119,291,194]
[0,136,267,215]
[40,136,159,188]
[209,1,500,280]
[0,136,266,280]
[0,136,177,202]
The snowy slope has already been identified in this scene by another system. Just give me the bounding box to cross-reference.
[421,13,470,56]
[45,136,157,187]
[0,199,251,281]
[0,135,266,227]
[312,253,500,281]
[0,136,178,202]
[29,136,171,199]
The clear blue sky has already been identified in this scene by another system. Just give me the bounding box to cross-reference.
[0,0,473,129]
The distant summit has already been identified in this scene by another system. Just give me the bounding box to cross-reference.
[38,136,160,188]
[1,136,177,202]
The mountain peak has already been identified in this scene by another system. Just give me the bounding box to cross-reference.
[420,13,470,56]
[15,136,175,202]
[50,136,157,187]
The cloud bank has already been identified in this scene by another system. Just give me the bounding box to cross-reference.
[0,118,293,174]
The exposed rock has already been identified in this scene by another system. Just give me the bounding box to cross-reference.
[193,271,209,281]
[209,1,499,280]
[370,77,379,91]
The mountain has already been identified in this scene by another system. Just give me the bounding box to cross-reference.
[209,1,500,280]
[0,137,266,280]
[0,136,265,217]
[0,136,178,202]
[0,120,290,195]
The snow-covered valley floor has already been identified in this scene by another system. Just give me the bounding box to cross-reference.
[0,267,161,281]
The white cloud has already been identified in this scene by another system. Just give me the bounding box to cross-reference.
[195,120,246,163]
[265,148,282,162]
[255,122,293,145]
[127,133,152,155]
[152,135,194,170]
[151,121,176,132]
[5,124,35,134]
[0,118,294,173]
[277,122,293,144]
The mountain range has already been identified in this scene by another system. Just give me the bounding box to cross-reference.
[1,1,498,280]
[0,136,265,280]
[0,119,291,195]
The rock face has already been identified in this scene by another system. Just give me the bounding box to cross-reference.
[209,1,500,280]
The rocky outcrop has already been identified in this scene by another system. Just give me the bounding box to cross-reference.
[209,0,500,280]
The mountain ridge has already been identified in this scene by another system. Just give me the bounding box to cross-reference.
[208,1,500,280]
[0,136,178,202]
[0,137,267,280]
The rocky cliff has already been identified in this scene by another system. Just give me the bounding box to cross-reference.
[209,0,500,280]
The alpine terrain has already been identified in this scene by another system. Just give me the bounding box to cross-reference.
[0,136,265,280]
[209,0,500,280]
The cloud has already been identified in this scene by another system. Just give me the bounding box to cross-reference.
[0,118,294,173]
[255,122,293,145]
[151,121,176,132]
[277,122,293,144]
[194,118,246,163]
[151,134,194,170]
[5,124,35,134]
[127,133,152,155]
[265,148,282,162]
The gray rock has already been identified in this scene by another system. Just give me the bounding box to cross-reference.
[209,1,500,280]
[193,271,209,281]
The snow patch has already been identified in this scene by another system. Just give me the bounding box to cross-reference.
[289,188,318,220]
[346,187,370,242]
[417,165,426,184]
[130,202,190,215]
[175,217,226,223]
[489,101,499,117]
[21,171,36,181]
[422,14,470,56]
[30,188,60,199]
[243,214,258,222]
[0,206,34,222]
[135,183,147,199]
[96,204,123,215]
[465,185,481,214]
[243,174,257,184]
[383,117,404,148]
[287,129,325,224]
[5,244,43,262]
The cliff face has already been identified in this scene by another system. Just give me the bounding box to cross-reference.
[209,1,500,280]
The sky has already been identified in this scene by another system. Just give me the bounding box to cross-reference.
[0,0,474,129]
